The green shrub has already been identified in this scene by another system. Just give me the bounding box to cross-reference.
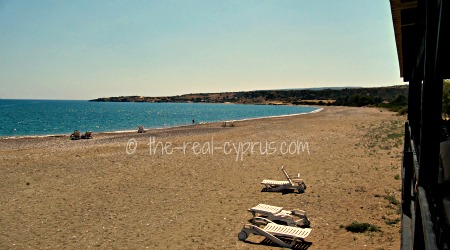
[383,195,400,206]
[344,222,380,233]
[384,218,401,225]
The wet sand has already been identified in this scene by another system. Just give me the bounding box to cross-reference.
[0,106,404,249]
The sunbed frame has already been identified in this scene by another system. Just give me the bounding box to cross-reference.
[238,217,312,248]
[261,166,307,193]
[248,203,310,227]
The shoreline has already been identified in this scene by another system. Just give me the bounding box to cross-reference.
[0,106,322,140]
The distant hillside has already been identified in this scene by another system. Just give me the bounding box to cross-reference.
[91,85,408,113]
[271,86,361,91]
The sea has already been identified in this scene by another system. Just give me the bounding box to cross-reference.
[0,99,319,137]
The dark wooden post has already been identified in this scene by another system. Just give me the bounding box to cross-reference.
[402,122,413,217]
[418,0,442,191]
[408,79,422,149]
[416,1,443,247]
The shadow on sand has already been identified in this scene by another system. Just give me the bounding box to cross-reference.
[242,237,312,249]
[260,188,304,195]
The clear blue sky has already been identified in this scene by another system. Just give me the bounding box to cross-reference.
[0,0,403,100]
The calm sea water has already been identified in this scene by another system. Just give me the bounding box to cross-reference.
[0,99,319,137]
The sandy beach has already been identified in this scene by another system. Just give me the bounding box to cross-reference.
[0,106,405,249]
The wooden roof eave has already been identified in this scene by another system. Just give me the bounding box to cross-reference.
[389,0,418,79]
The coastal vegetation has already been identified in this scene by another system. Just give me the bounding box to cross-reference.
[341,221,381,233]
[91,85,409,113]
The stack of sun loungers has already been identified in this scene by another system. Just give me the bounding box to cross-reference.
[237,166,312,248]
[70,131,93,140]
[238,218,312,248]
[247,203,310,227]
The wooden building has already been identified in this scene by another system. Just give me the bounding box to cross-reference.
[389,0,450,249]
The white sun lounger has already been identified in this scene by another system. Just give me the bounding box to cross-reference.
[248,203,310,227]
[238,217,312,248]
[221,120,235,127]
[261,166,307,193]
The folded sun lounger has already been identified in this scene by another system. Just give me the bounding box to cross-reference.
[221,120,235,127]
[70,130,81,140]
[82,131,93,139]
[261,166,307,193]
[248,203,310,227]
[238,217,312,248]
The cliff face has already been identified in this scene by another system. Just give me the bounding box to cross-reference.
[90,85,408,107]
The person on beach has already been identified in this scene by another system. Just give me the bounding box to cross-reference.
[192,119,195,124]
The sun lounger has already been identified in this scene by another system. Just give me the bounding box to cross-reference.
[82,131,93,139]
[261,166,307,193]
[221,120,235,127]
[70,130,81,140]
[248,203,310,227]
[138,125,145,133]
[238,217,312,248]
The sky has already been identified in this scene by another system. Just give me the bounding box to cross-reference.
[0,0,404,100]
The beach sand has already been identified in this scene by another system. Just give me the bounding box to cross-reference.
[0,106,405,249]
